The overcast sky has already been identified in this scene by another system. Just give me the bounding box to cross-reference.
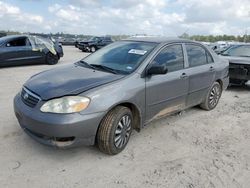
[0,0,250,36]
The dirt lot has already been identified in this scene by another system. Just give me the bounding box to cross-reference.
[0,46,250,188]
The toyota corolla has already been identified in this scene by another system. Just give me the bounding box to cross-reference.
[14,37,229,155]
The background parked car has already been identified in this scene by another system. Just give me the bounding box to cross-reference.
[220,44,250,85]
[0,32,7,38]
[74,38,89,48]
[0,35,63,67]
[60,38,77,46]
[78,36,113,52]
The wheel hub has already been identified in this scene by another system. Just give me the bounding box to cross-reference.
[114,115,131,148]
[209,85,221,107]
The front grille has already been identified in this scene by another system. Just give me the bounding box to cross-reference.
[21,88,40,108]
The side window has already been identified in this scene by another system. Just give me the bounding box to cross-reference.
[206,52,214,64]
[153,44,184,72]
[6,37,30,47]
[186,44,207,67]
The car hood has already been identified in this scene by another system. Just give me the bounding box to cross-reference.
[220,55,250,65]
[24,64,124,100]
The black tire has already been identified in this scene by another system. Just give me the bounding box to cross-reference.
[97,106,133,155]
[200,82,222,111]
[46,52,58,65]
[90,46,96,53]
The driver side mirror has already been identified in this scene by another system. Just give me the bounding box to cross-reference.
[147,64,168,76]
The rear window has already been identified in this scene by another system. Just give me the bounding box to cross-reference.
[186,44,209,67]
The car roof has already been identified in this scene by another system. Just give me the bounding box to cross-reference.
[0,35,28,42]
[124,36,195,44]
[1,35,28,39]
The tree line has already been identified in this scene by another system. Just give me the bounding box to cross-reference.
[180,33,250,43]
[2,30,250,43]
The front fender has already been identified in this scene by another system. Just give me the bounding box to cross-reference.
[79,73,146,127]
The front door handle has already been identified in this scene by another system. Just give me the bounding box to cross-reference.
[209,66,215,72]
[180,73,188,79]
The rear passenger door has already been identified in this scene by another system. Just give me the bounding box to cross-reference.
[145,44,189,122]
[184,43,216,107]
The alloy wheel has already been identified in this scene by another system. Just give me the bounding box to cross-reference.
[114,115,132,149]
[209,85,221,108]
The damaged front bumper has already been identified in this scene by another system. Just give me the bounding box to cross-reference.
[78,43,91,52]
[14,93,105,148]
[229,63,250,82]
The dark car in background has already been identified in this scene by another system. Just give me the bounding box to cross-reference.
[14,37,229,155]
[220,44,250,85]
[74,38,88,48]
[0,32,7,38]
[0,35,63,67]
[78,36,113,52]
[60,38,76,46]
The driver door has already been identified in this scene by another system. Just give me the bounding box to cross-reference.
[145,44,189,122]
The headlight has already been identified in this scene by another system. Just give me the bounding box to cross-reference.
[40,96,90,114]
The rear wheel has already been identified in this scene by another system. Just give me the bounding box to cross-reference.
[200,82,222,111]
[97,106,133,155]
[46,52,58,65]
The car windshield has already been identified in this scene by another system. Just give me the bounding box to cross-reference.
[221,45,250,57]
[0,37,7,46]
[89,37,100,41]
[81,41,157,74]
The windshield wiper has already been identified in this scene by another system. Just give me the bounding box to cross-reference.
[77,60,96,70]
[90,64,119,74]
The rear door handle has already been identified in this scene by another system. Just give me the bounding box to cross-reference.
[209,66,215,72]
[180,73,188,79]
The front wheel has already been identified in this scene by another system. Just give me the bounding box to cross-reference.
[46,52,58,65]
[200,82,222,111]
[97,106,133,155]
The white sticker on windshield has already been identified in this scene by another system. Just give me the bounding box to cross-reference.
[126,66,133,70]
[128,49,147,55]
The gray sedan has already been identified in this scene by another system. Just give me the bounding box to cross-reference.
[14,37,229,155]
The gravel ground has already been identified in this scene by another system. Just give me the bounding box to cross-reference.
[0,46,250,188]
